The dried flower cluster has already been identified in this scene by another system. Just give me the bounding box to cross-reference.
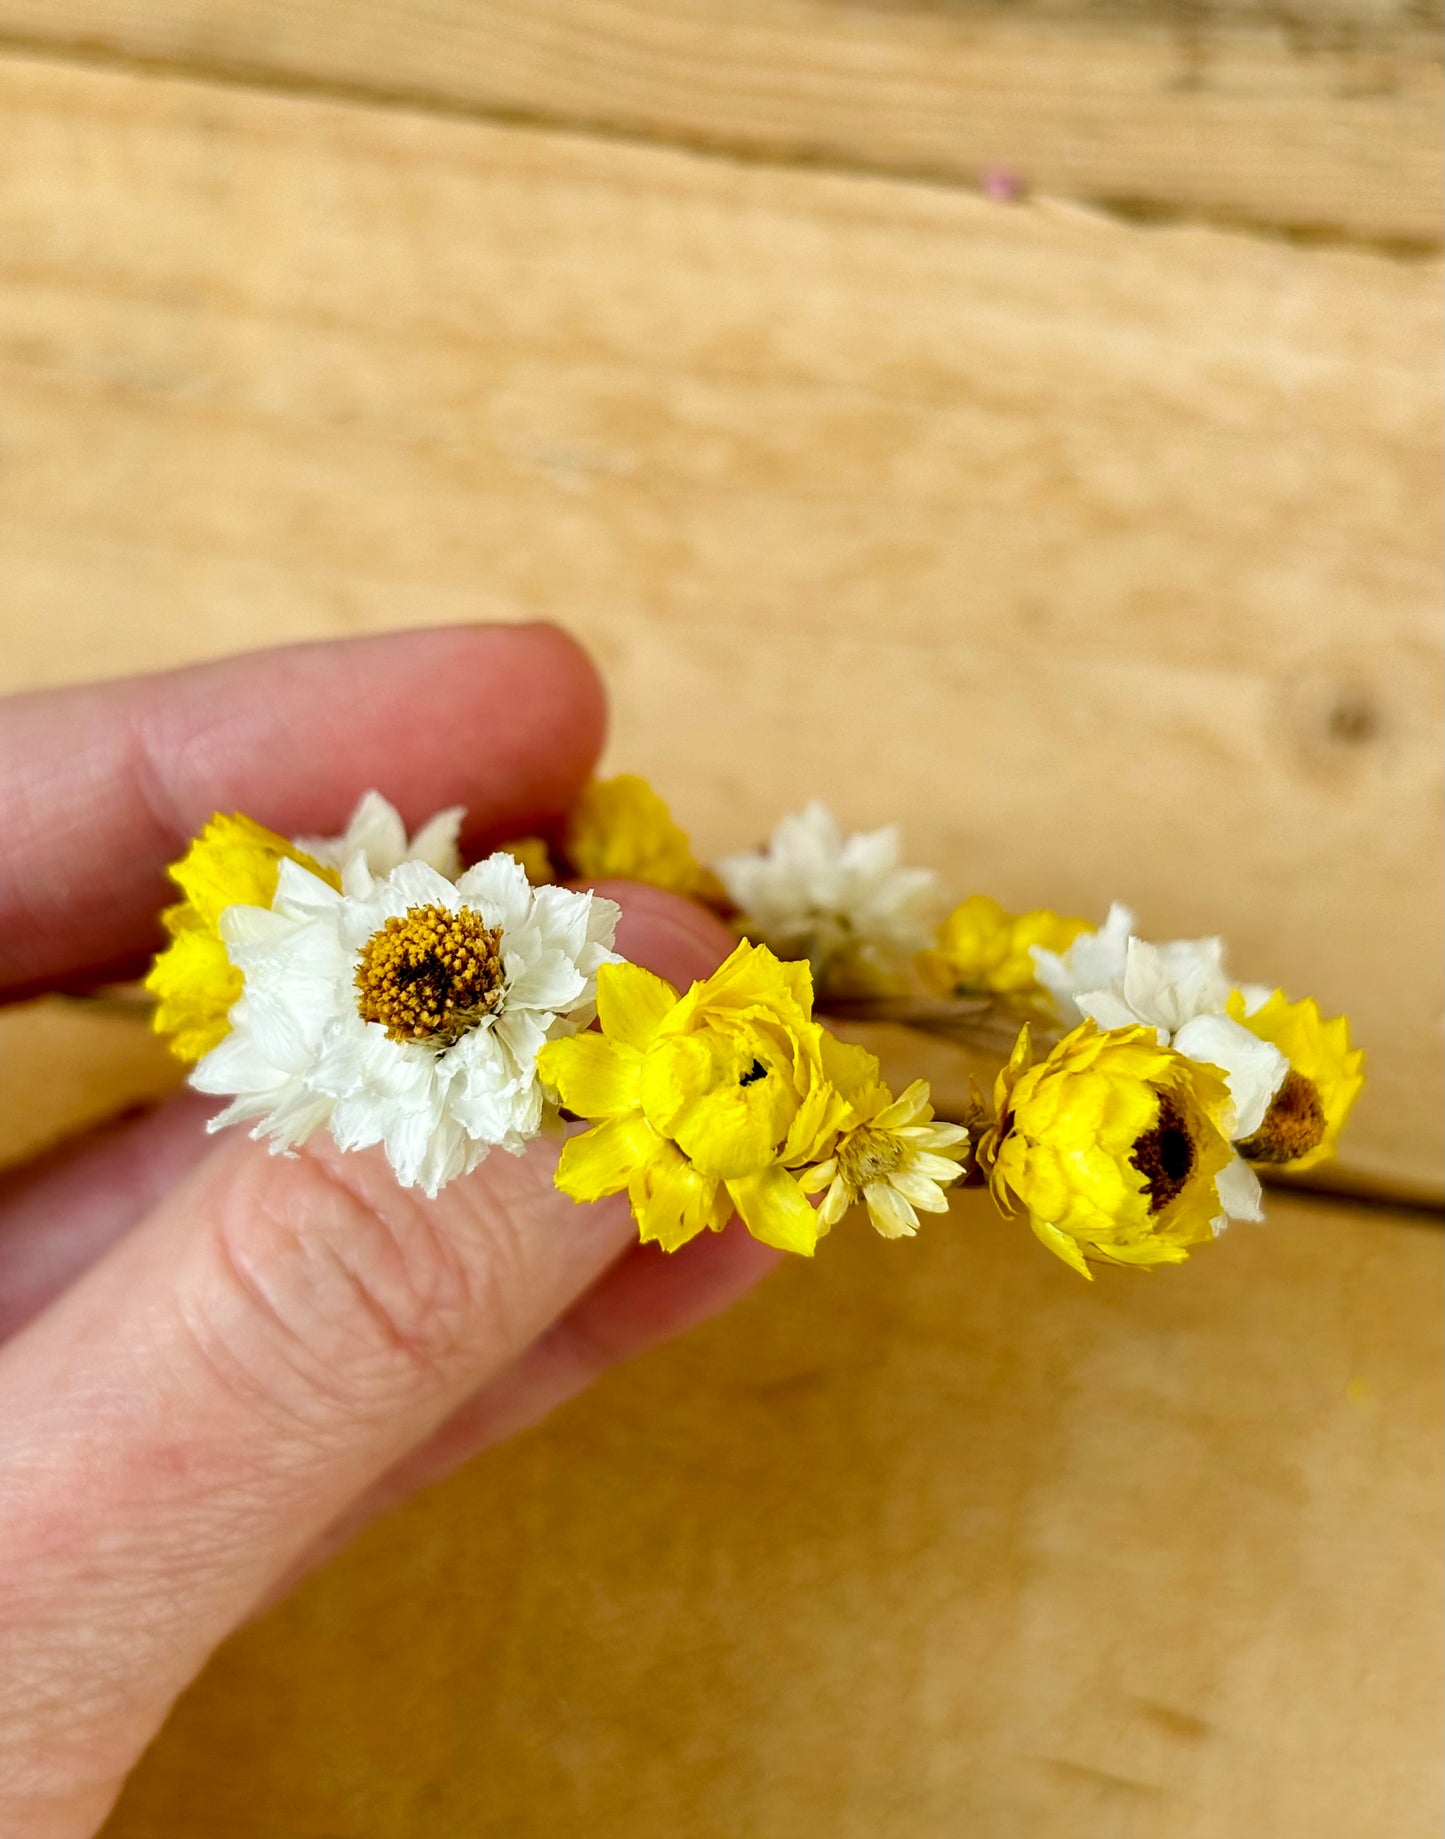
[147,777,1363,1276]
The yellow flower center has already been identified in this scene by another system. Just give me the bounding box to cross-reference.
[1239,1069,1326,1164]
[355,904,504,1047]
[1130,1090,1197,1215]
[837,1125,903,1190]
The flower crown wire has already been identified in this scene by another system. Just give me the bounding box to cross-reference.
[143,776,1363,1278]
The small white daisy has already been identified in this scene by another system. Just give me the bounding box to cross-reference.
[1031,904,1281,1226]
[192,852,619,1196]
[717,802,942,991]
[801,1080,969,1239]
[297,789,466,881]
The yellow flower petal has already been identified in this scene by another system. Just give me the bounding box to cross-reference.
[1030,1216,1094,1280]
[144,918,241,1062]
[500,836,555,884]
[565,774,720,901]
[555,1113,661,1202]
[726,1165,821,1256]
[146,814,340,1063]
[629,1139,731,1252]
[595,960,681,1053]
[537,1032,642,1118]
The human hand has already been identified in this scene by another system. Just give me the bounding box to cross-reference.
[0,625,778,1838]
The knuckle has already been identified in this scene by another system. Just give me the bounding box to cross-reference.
[182,1145,487,1425]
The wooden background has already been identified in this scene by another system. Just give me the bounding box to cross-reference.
[0,4,1439,1834]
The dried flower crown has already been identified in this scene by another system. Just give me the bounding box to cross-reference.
[144,778,1363,1278]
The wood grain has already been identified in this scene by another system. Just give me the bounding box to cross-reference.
[100,1185,1444,1839]
[0,55,1438,1197]
[0,0,1439,246]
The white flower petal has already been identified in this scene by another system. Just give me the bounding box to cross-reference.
[1122,935,1230,1033]
[1213,1153,1264,1228]
[505,947,587,1015]
[1031,901,1133,1021]
[384,858,462,913]
[1075,988,1162,1036]
[1172,1013,1288,1140]
[272,858,346,920]
[456,852,533,931]
[405,806,466,879]
[716,801,940,978]
[299,791,466,882]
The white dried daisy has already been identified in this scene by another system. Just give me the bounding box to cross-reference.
[297,789,465,881]
[192,852,619,1196]
[1032,903,1286,1158]
[801,1080,968,1239]
[717,802,942,991]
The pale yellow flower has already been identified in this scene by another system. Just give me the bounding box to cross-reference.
[800,1078,967,1239]
[1227,990,1364,1172]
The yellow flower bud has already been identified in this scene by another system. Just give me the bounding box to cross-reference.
[145,814,338,1062]
[564,774,722,903]
[919,895,1089,998]
[983,1022,1238,1277]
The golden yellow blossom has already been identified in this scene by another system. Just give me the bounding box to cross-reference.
[500,836,556,885]
[564,774,722,903]
[1227,990,1364,1172]
[982,1022,1241,1278]
[918,894,1090,998]
[538,940,866,1255]
[145,814,338,1062]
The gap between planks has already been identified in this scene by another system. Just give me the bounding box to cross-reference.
[0,27,1437,263]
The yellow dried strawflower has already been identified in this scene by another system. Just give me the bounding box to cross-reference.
[500,836,556,885]
[145,814,339,1062]
[1227,990,1364,1172]
[983,1021,1256,1278]
[919,894,1090,998]
[538,940,867,1255]
[565,774,721,903]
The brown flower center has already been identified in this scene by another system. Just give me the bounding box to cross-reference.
[838,1126,903,1190]
[1239,1068,1326,1164]
[1131,1091,1197,1215]
[355,904,504,1047]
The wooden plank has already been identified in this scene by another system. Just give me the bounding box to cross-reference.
[0,0,1439,246]
[0,56,1439,1199]
[101,1185,1444,1839]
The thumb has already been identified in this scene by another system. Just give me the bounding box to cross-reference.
[0,887,734,1839]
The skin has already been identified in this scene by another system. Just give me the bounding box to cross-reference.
[0,625,779,1838]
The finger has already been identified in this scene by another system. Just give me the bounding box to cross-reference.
[0,1095,213,1343]
[0,623,605,994]
[0,890,734,1836]
[284,1224,781,1586]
